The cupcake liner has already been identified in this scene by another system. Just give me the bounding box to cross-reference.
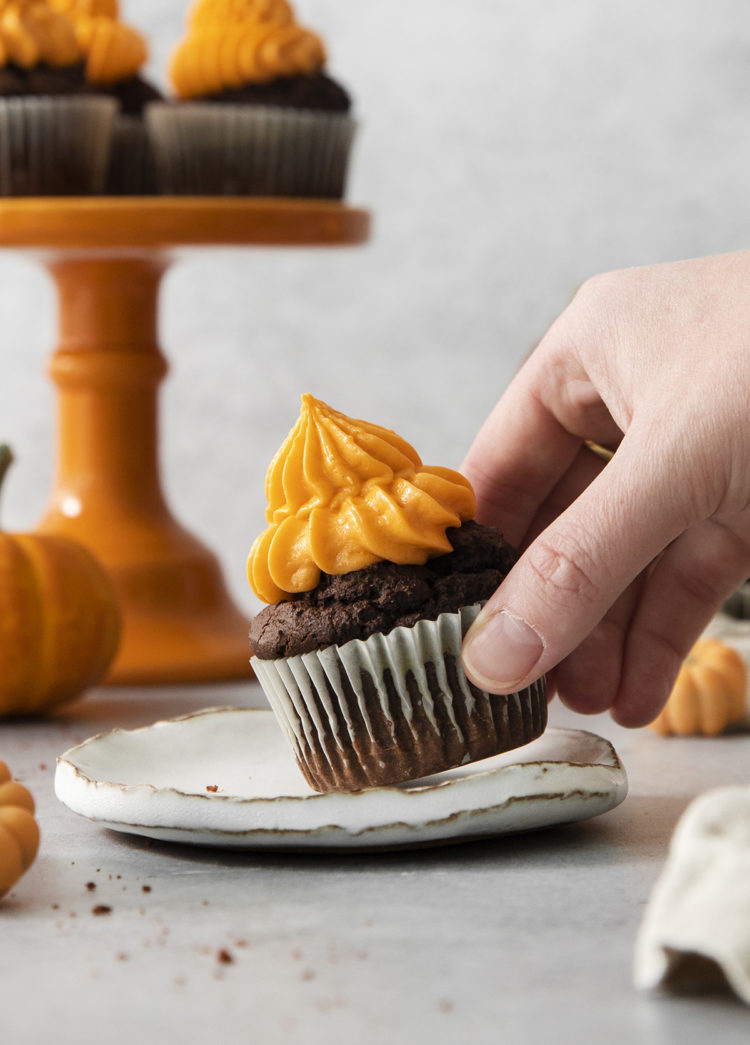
[252,604,548,793]
[0,96,116,196]
[146,102,356,198]
[723,583,750,620]
[106,115,158,195]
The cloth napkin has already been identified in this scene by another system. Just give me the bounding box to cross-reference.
[634,785,750,1003]
[635,612,750,1003]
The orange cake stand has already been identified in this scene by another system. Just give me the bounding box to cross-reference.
[0,197,370,685]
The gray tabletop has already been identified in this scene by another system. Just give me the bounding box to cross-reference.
[1,682,748,1045]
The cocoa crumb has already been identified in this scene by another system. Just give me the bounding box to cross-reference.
[92,905,112,916]
[142,885,152,893]
[217,949,234,965]
[85,882,97,892]
[206,785,219,793]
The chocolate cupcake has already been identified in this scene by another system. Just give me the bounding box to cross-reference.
[0,1,116,195]
[47,0,163,193]
[147,0,356,197]
[248,396,547,793]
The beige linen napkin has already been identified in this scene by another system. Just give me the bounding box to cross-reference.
[635,612,750,1001]
[634,785,750,1002]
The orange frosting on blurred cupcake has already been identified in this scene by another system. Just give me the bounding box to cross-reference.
[170,0,326,99]
[47,0,146,84]
[0,0,80,68]
[248,395,477,604]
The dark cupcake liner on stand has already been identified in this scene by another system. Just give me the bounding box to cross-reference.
[146,102,356,197]
[106,114,158,195]
[0,96,116,195]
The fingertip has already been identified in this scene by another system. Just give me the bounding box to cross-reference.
[461,608,545,694]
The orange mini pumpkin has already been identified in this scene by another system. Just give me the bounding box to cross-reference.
[649,638,747,737]
[0,761,40,898]
[0,445,121,716]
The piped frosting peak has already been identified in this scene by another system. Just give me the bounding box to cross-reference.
[48,0,147,84]
[0,1,80,69]
[169,0,325,99]
[248,395,477,604]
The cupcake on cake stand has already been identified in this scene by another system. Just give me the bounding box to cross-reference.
[0,196,370,685]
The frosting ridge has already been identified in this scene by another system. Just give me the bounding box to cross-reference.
[0,1,80,69]
[48,0,147,83]
[170,0,326,99]
[248,395,477,603]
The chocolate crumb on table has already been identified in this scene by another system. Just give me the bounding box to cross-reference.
[92,905,112,916]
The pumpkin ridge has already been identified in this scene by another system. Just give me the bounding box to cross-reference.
[13,536,56,710]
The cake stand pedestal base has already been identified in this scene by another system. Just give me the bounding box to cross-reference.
[0,198,370,685]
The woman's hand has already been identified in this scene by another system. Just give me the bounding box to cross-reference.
[460,251,750,727]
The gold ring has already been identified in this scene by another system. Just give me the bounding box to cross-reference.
[584,439,615,462]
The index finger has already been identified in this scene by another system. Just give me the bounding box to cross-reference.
[461,349,612,546]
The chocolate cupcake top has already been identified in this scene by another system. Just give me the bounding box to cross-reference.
[0,1,80,71]
[250,520,517,660]
[168,0,340,103]
[46,1,161,114]
[48,0,145,84]
[247,395,477,605]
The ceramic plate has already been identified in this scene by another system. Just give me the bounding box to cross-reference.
[55,708,628,851]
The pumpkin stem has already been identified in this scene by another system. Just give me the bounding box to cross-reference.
[0,444,12,498]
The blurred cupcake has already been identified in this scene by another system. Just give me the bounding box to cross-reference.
[248,395,547,793]
[47,0,162,193]
[148,0,355,197]
[0,0,116,194]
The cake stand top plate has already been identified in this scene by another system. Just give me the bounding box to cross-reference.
[0,197,370,250]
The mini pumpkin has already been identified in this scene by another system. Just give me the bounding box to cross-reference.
[0,445,121,716]
[0,761,40,898]
[649,638,747,737]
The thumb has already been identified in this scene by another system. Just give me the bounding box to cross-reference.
[461,442,689,694]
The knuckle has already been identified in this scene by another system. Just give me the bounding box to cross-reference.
[525,533,600,609]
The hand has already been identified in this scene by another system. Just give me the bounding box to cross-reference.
[460,251,750,727]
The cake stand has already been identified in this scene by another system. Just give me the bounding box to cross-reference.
[0,197,370,685]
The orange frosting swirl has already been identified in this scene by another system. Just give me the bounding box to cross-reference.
[50,0,117,16]
[170,0,326,99]
[188,0,294,29]
[47,0,147,83]
[248,395,477,604]
[0,1,80,69]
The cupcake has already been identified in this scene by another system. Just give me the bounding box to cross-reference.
[147,0,356,197]
[47,0,163,193]
[248,396,547,793]
[0,0,116,195]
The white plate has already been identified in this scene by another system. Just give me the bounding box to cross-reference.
[55,708,628,851]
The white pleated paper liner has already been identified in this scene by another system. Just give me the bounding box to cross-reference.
[634,785,750,1004]
[146,102,356,198]
[106,114,157,195]
[0,96,116,196]
[252,604,548,793]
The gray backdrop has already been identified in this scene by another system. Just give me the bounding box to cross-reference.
[0,0,747,616]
